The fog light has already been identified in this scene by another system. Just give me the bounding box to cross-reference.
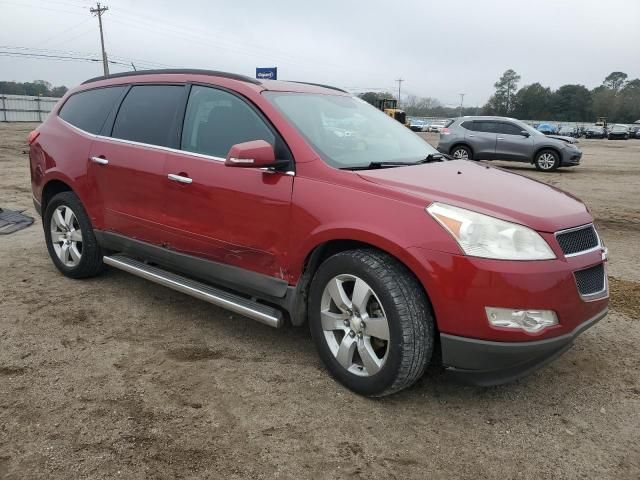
[485,307,558,334]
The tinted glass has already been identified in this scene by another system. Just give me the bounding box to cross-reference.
[460,121,474,130]
[181,85,275,158]
[497,122,524,135]
[474,121,498,133]
[59,86,125,134]
[112,85,183,147]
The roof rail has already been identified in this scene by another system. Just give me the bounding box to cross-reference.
[288,81,349,93]
[81,69,262,85]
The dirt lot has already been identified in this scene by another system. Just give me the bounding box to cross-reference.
[1,123,639,479]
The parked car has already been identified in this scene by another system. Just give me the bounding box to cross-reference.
[428,120,448,133]
[409,119,428,132]
[608,124,629,140]
[437,116,582,171]
[559,125,579,138]
[29,70,608,396]
[536,123,557,135]
[630,125,640,139]
[585,126,606,139]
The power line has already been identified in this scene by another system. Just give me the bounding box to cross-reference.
[89,2,109,76]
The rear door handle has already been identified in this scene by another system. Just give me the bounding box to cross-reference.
[497,137,504,140]
[468,134,475,137]
[167,173,192,184]
[90,156,109,165]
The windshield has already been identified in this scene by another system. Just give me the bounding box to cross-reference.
[264,92,438,168]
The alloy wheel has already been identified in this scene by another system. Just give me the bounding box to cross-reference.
[320,274,390,376]
[50,205,83,267]
[537,152,556,170]
[452,148,469,159]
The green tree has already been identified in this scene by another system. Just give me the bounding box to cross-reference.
[483,69,521,115]
[603,71,628,92]
[552,84,592,121]
[512,83,553,119]
[358,91,396,107]
[618,79,640,123]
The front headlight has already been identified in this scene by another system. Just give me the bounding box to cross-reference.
[426,203,556,260]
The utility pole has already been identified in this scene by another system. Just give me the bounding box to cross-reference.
[458,93,465,117]
[395,78,404,107]
[90,2,109,76]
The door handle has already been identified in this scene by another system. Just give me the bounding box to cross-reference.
[167,173,192,184]
[90,156,109,165]
[468,134,475,137]
[497,137,504,140]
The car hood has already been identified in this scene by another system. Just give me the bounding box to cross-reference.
[546,134,577,144]
[356,160,591,233]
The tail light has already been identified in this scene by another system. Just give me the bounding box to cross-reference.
[440,127,450,135]
[27,130,40,145]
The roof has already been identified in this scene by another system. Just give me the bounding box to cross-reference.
[81,68,348,95]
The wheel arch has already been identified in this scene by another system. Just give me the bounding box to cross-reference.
[533,146,561,165]
[41,178,74,212]
[290,237,437,333]
[449,142,474,157]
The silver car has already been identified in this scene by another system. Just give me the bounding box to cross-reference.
[437,116,582,171]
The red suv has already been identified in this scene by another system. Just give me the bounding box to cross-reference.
[29,70,609,396]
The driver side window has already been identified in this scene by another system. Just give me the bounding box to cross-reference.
[181,86,276,158]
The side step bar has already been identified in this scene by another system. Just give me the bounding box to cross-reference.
[103,255,284,328]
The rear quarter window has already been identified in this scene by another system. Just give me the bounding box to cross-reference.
[460,121,475,131]
[58,86,125,134]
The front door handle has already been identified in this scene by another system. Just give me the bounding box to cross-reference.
[90,156,109,165]
[497,137,505,140]
[468,134,475,137]
[167,173,192,184]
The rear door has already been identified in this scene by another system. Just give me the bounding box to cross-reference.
[494,121,534,161]
[87,84,186,243]
[466,121,497,159]
[160,84,294,279]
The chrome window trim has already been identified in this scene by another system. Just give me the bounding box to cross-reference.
[554,223,601,258]
[58,116,294,175]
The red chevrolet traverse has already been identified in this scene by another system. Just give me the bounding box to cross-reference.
[28,70,609,396]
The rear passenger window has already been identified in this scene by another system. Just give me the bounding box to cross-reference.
[59,86,125,134]
[474,121,498,133]
[497,123,523,135]
[181,85,275,158]
[460,121,474,131]
[111,85,184,147]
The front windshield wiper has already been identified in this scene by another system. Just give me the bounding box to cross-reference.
[340,153,450,171]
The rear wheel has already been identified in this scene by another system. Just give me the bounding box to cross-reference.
[450,145,472,160]
[43,191,104,279]
[534,149,560,171]
[309,249,434,396]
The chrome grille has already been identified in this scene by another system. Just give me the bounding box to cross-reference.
[574,263,605,297]
[556,225,599,256]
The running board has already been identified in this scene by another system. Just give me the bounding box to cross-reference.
[103,255,284,328]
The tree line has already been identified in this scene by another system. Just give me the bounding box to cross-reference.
[359,70,640,123]
[0,80,68,98]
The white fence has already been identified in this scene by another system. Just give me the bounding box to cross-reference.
[0,94,60,122]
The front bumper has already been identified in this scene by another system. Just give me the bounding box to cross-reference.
[440,308,607,386]
[561,149,582,166]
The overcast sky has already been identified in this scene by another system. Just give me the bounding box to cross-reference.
[1,0,639,105]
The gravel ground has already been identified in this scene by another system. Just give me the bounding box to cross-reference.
[1,123,639,479]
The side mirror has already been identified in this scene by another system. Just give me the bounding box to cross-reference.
[520,130,530,137]
[225,140,276,168]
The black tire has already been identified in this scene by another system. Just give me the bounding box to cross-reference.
[534,149,560,171]
[308,249,434,397]
[43,191,104,279]
[450,145,472,160]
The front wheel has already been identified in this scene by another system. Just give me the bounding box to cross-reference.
[309,249,434,396]
[534,149,560,171]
